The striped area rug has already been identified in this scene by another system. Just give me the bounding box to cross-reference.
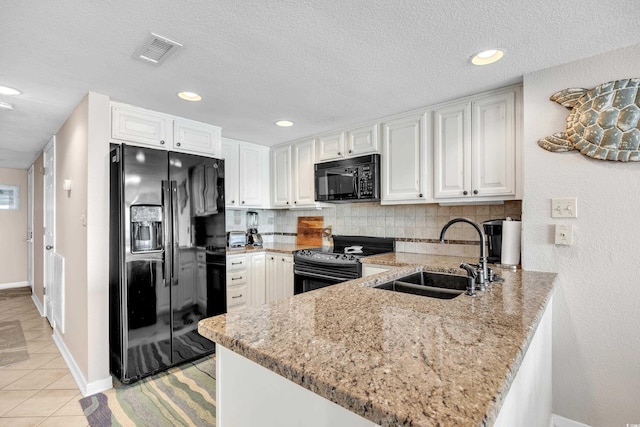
[80,356,216,426]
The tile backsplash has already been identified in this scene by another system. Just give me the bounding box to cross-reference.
[226,201,521,256]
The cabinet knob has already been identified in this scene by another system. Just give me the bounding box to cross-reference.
[348,150,352,154]
[418,193,423,198]
[241,201,245,204]
[271,257,274,260]
[294,201,297,204]
[473,189,478,195]
[160,140,165,145]
[231,200,235,204]
[286,201,289,205]
[337,152,341,156]
[463,190,468,195]
[177,142,181,147]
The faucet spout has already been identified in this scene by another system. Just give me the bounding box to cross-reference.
[439,218,488,290]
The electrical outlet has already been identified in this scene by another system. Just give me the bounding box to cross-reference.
[554,224,573,245]
[551,198,577,218]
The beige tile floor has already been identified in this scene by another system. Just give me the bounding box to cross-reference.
[0,292,87,427]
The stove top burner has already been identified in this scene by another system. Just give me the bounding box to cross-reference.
[294,236,395,265]
[295,248,363,264]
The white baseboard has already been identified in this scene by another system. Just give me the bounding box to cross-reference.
[31,294,45,317]
[551,414,592,427]
[0,281,29,290]
[52,329,113,397]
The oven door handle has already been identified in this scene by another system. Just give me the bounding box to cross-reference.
[294,269,354,282]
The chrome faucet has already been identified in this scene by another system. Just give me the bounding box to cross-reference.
[439,218,489,292]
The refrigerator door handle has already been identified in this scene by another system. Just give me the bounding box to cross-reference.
[162,180,172,285]
[171,180,179,285]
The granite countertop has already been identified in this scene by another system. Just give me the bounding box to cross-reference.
[226,243,317,255]
[199,253,556,427]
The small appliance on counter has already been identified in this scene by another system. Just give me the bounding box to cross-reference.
[246,211,263,246]
[482,219,504,263]
[227,231,247,248]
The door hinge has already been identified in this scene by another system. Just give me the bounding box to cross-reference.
[43,287,46,295]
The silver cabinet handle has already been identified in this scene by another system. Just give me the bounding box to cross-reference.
[46,245,53,250]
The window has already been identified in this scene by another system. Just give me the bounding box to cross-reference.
[0,185,20,210]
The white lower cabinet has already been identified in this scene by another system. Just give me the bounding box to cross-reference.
[266,253,294,302]
[224,251,293,311]
[361,264,391,277]
[226,254,249,312]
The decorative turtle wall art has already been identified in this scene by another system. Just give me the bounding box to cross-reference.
[538,78,640,161]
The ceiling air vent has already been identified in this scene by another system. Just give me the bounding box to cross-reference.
[133,33,183,65]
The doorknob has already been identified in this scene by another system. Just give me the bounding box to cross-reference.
[46,245,53,250]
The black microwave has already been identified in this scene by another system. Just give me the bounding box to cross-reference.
[314,154,380,203]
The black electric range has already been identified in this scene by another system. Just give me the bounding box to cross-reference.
[293,235,395,294]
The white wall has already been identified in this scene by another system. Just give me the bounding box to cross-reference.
[522,43,640,425]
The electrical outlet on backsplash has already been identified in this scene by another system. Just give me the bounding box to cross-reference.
[227,202,521,254]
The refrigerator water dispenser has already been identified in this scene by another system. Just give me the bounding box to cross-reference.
[130,205,163,252]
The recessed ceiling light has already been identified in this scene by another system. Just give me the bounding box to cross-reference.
[178,91,202,101]
[275,120,294,127]
[0,86,21,96]
[471,49,504,65]
[0,102,14,110]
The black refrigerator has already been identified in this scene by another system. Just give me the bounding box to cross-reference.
[109,144,226,383]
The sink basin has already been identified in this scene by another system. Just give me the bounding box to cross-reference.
[374,271,467,299]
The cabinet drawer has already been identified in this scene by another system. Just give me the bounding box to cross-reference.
[227,255,248,270]
[227,285,247,309]
[227,270,247,286]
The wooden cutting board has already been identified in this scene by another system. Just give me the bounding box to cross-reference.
[296,216,324,246]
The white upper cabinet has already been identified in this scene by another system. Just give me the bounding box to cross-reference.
[316,132,345,162]
[222,138,270,209]
[111,102,222,157]
[433,87,520,201]
[316,124,380,163]
[381,113,429,204]
[471,91,516,197]
[433,103,471,198]
[239,143,270,207]
[291,138,316,207]
[111,105,173,148]
[271,145,291,208]
[346,124,379,156]
[174,118,222,157]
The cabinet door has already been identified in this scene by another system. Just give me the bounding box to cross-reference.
[346,124,379,156]
[239,144,269,207]
[271,145,291,208]
[111,105,173,148]
[472,91,516,197]
[292,139,316,207]
[265,254,278,303]
[279,255,294,299]
[250,253,266,307]
[221,139,240,207]
[433,103,472,199]
[174,118,222,157]
[381,114,428,203]
[316,132,345,162]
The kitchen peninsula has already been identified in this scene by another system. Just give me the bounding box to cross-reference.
[198,254,556,426]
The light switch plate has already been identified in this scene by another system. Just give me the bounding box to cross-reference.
[555,224,573,245]
[551,198,577,218]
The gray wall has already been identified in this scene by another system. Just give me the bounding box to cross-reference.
[522,43,640,425]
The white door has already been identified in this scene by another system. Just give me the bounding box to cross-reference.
[471,91,516,197]
[433,102,471,199]
[381,113,428,203]
[27,166,34,290]
[271,145,291,207]
[43,137,56,326]
[292,139,316,207]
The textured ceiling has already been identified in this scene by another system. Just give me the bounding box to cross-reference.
[1,0,640,168]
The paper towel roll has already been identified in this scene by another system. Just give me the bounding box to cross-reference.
[500,220,521,266]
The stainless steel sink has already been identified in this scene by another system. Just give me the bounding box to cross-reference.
[373,271,467,299]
